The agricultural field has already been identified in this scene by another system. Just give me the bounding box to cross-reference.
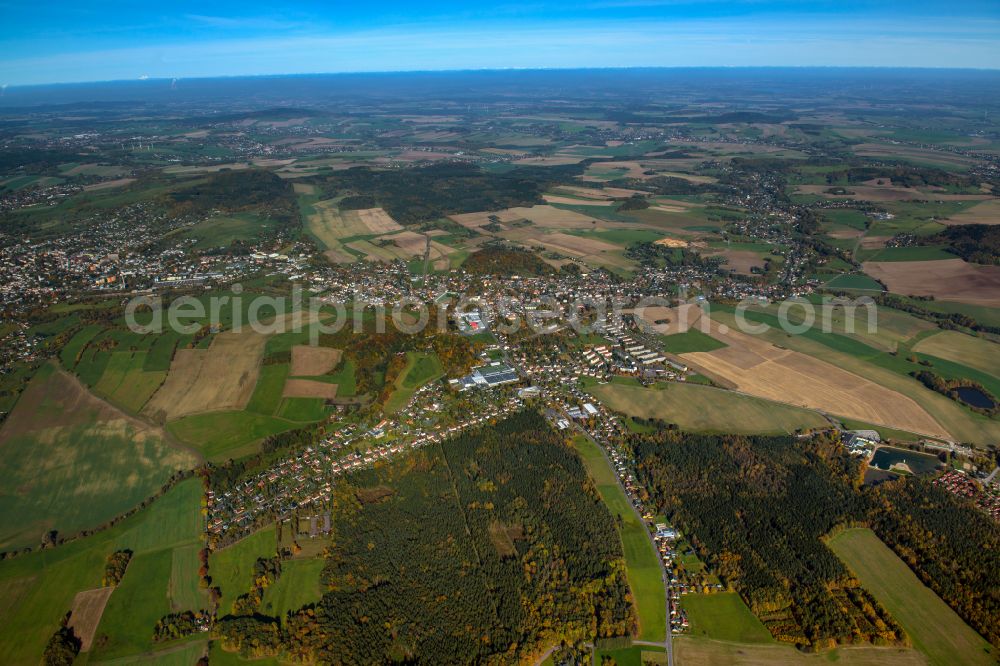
[674,638,927,666]
[660,328,727,353]
[177,213,277,249]
[260,557,324,618]
[864,259,1000,307]
[144,329,267,421]
[166,411,300,461]
[91,351,167,413]
[711,308,1000,445]
[941,198,1000,225]
[912,330,1000,378]
[66,586,114,651]
[209,527,278,613]
[169,543,208,612]
[682,592,775,644]
[588,382,828,435]
[0,364,196,551]
[829,528,995,666]
[679,318,950,438]
[0,478,204,665]
[571,434,666,642]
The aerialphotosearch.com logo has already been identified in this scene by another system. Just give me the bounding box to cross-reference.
[124,283,879,342]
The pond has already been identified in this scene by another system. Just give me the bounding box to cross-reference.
[869,446,941,476]
[955,386,996,410]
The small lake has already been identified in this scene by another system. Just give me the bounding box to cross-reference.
[955,386,996,410]
[869,446,941,476]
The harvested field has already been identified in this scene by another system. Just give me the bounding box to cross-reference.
[68,587,114,651]
[528,231,620,256]
[680,318,950,438]
[450,205,602,230]
[383,230,428,253]
[863,258,1000,307]
[347,208,403,234]
[305,199,347,248]
[544,194,615,206]
[143,330,266,420]
[293,182,317,195]
[630,303,703,334]
[83,178,136,192]
[283,379,338,400]
[323,248,356,264]
[860,235,891,249]
[659,171,718,184]
[654,237,689,248]
[941,198,1000,225]
[290,346,343,376]
[706,249,765,275]
[827,228,865,240]
[346,238,419,263]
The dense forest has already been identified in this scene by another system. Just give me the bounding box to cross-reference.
[924,224,1000,265]
[868,478,1000,646]
[462,245,554,276]
[166,169,298,224]
[316,162,583,224]
[629,429,1000,651]
[631,430,905,650]
[215,410,636,663]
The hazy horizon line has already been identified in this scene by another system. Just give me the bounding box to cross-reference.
[8,64,1000,91]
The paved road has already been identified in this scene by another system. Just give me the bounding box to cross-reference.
[568,416,674,666]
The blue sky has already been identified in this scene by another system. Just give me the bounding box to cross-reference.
[1,1,998,85]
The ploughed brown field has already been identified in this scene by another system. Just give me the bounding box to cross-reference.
[863,258,1000,307]
[67,587,115,652]
[680,317,951,439]
[282,379,339,400]
[289,345,343,377]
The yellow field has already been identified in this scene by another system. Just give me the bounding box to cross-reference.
[143,331,266,421]
[306,199,348,249]
[913,330,1000,377]
[680,319,950,438]
[349,207,403,234]
[828,528,994,666]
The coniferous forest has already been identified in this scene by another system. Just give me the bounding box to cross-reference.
[215,411,635,663]
[629,429,1000,651]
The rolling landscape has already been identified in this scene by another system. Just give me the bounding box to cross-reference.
[1,2,1000,665]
